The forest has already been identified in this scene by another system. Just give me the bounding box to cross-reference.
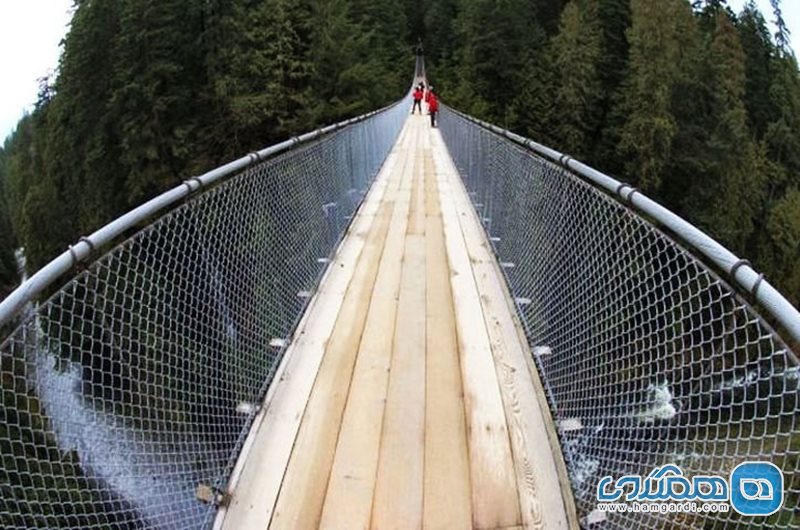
[0,0,799,311]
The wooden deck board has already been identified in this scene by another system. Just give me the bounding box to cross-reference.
[370,233,427,529]
[215,144,399,530]
[318,126,417,530]
[436,128,522,530]
[217,115,573,530]
[432,132,578,530]
[422,152,472,530]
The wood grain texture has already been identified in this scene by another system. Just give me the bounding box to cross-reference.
[269,199,393,530]
[435,132,521,529]
[219,114,574,530]
[217,140,400,530]
[318,122,418,530]
[370,233,427,530]
[422,151,472,530]
[432,129,578,530]
[369,122,429,528]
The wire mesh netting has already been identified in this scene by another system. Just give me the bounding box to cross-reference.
[0,101,407,529]
[440,107,800,529]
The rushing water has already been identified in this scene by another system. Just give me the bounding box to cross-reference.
[14,247,213,528]
[33,351,206,528]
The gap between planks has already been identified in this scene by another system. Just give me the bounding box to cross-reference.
[317,119,419,529]
[432,126,578,530]
[268,130,414,529]
[217,118,413,530]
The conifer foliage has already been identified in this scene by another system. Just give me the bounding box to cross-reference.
[1,0,409,275]
[2,0,800,311]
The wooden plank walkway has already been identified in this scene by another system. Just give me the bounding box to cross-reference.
[214,115,577,530]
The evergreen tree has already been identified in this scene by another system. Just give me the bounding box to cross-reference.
[737,2,776,139]
[306,0,371,122]
[3,0,800,311]
[760,188,800,307]
[769,0,791,52]
[507,41,555,144]
[547,0,603,159]
[423,0,460,68]
[404,0,428,46]
[532,0,567,35]
[205,0,313,158]
[0,146,18,298]
[111,0,208,206]
[701,12,767,252]
[589,0,632,170]
[44,0,122,239]
[350,0,410,104]
[454,0,546,121]
[764,52,800,193]
[616,0,697,193]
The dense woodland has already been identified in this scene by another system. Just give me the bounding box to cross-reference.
[0,2,798,527]
[1,0,799,310]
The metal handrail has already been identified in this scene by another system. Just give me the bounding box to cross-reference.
[444,105,800,351]
[0,100,404,328]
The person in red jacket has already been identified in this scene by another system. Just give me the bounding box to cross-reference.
[427,87,439,127]
[412,84,424,114]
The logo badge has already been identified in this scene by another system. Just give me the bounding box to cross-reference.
[730,462,783,516]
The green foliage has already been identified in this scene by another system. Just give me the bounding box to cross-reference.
[0,0,799,525]
[616,0,698,193]
[417,0,800,307]
[0,147,18,299]
[451,0,548,121]
[0,0,797,316]
[1,0,408,282]
[760,188,800,307]
[737,1,775,138]
[547,0,603,158]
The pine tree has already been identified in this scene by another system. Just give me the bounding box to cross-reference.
[507,40,555,144]
[764,52,800,193]
[350,0,410,105]
[616,0,696,193]
[769,0,791,53]
[205,0,313,157]
[0,146,18,298]
[531,0,567,35]
[589,0,632,170]
[547,0,603,159]
[423,0,460,68]
[111,0,208,206]
[455,0,546,121]
[737,2,776,139]
[306,0,371,122]
[760,188,800,307]
[404,0,427,45]
[44,0,123,238]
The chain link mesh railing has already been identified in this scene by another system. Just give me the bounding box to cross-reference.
[0,99,407,529]
[440,106,800,529]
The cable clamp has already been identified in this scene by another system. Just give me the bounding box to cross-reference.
[751,273,765,298]
[78,237,96,253]
[67,245,78,265]
[182,177,203,193]
[729,259,752,280]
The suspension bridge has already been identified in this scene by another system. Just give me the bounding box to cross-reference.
[1,60,799,529]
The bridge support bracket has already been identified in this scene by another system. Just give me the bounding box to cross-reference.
[196,483,231,507]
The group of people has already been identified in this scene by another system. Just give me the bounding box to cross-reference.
[412,82,438,127]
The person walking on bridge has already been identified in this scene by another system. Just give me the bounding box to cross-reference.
[412,84,424,114]
[427,87,439,127]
